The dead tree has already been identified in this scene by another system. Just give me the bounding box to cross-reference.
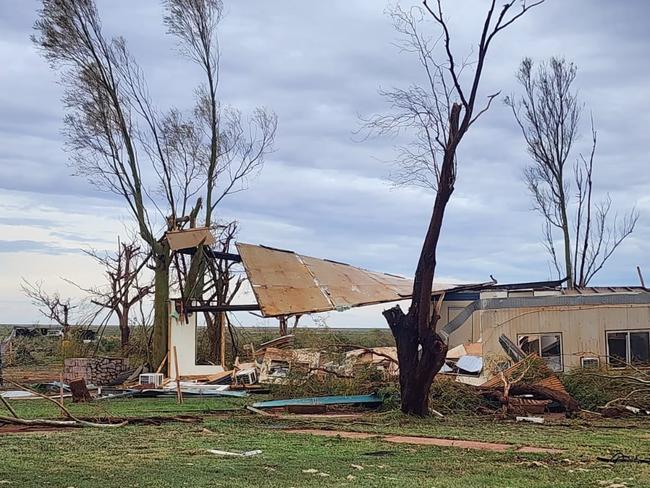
[505,58,638,287]
[69,238,153,350]
[21,280,76,336]
[366,0,543,416]
[33,0,276,368]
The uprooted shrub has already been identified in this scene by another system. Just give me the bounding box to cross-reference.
[269,365,391,400]
[429,376,497,414]
[561,367,650,411]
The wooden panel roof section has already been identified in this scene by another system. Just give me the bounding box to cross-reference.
[237,242,428,317]
[236,243,332,316]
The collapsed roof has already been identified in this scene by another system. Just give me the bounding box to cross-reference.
[236,242,470,317]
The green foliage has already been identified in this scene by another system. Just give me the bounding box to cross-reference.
[429,377,495,414]
[270,365,389,399]
[561,367,650,411]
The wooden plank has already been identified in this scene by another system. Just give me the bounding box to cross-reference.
[173,346,183,404]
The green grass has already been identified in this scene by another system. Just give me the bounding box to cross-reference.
[1,398,649,487]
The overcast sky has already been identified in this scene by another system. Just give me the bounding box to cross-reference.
[1,0,648,328]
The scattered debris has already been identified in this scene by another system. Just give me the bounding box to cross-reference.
[516,416,544,424]
[596,453,650,465]
[207,449,262,457]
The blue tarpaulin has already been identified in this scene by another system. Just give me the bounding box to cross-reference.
[252,393,383,409]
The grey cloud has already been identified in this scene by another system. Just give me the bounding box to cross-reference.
[0,239,76,255]
[1,0,649,323]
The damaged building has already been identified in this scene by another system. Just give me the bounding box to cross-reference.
[439,281,650,372]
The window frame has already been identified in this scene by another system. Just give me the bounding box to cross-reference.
[516,332,564,372]
[606,329,650,368]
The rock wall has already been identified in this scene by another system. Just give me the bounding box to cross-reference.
[64,357,129,386]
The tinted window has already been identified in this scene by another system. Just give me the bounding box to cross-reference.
[607,332,627,366]
[630,331,650,366]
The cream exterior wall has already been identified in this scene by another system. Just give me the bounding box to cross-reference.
[443,298,650,370]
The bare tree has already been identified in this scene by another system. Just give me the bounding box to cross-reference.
[505,58,638,287]
[67,237,153,350]
[366,0,543,416]
[21,280,76,336]
[33,0,276,368]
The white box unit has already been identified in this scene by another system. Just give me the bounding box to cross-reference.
[139,373,164,387]
[235,368,258,385]
[580,357,600,369]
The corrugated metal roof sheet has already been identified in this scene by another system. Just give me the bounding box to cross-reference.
[236,243,465,317]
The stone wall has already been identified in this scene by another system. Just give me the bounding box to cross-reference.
[64,357,129,386]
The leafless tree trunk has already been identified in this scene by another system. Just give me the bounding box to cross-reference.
[506,58,638,287]
[366,0,543,416]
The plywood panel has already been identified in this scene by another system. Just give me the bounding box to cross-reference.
[237,244,332,316]
[301,256,412,309]
[166,227,215,250]
[237,243,466,317]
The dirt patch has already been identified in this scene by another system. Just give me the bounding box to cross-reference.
[286,428,563,454]
[0,424,67,435]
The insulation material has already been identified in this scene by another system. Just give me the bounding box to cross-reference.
[166,227,215,250]
[237,242,463,317]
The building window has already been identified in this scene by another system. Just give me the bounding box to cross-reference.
[517,333,563,371]
[606,330,650,367]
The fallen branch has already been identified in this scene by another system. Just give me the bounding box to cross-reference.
[3,380,127,428]
[0,396,19,419]
[603,388,650,408]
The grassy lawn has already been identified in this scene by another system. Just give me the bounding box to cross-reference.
[1,398,649,487]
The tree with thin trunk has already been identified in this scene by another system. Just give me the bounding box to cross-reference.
[505,58,638,287]
[67,237,153,351]
[21,280,76,337]
[366,0,543,416]
[33,0,276,368]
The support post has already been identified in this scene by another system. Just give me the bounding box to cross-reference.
[219,312,226,367]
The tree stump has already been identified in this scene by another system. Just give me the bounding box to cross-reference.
[69,378,92,403]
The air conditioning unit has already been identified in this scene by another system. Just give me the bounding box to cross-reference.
[580,357,600,369]
[235,368,258,385]
[139,373,164,388]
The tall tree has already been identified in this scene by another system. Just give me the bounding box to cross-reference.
[367,0,543,416]
[33,0,276,367]
[505,58,638,287]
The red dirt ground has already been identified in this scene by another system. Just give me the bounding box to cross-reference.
[286,428,563,454]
